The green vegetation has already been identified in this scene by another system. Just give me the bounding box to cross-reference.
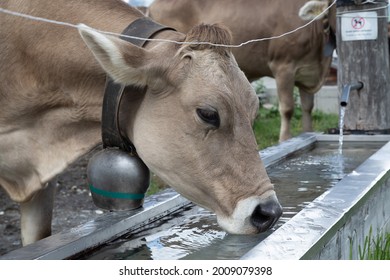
[352,227,390,260]
[146,174,166,196]
[254,105,339,150]
[253,80,338,149]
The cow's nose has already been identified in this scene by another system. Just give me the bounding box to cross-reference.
[250,198,283,232]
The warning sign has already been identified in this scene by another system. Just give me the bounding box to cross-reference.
[341,11,378,41]
[351,16,365,29]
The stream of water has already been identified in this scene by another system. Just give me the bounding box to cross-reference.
[339,107,346,154]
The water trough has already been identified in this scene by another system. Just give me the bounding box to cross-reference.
[1,133,389,260]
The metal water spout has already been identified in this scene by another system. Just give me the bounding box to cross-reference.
[340,82,363,107]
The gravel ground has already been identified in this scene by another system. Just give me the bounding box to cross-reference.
[0,149,110,256]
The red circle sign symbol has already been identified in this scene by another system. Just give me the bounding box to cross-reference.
[351,16,365,29]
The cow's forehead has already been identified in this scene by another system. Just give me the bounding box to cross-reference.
[175,48,258,118]
[198,50,256,97]
[221,59,259,114]
[233,79,259,119]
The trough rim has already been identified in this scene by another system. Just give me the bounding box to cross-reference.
[242,133,390,260]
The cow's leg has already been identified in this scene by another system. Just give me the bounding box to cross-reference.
[20,180,55,245]
[299,88,314,132]
[274,70,295,142]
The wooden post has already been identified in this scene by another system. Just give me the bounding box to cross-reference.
[336,0,390,133]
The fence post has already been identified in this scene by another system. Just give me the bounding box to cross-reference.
[336,0,390,133]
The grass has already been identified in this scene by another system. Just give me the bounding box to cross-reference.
[253,80,339,149]
[146,173,166,196]
[254,105,339,149]
[350,227,390,260]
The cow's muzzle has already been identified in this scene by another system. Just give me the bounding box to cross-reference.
[250,197,283,232]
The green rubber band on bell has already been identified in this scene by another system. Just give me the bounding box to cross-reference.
[89,185,145,200]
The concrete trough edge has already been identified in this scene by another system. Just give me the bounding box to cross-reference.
[0,190,191,260]
[260,132,317,168]
[241,134,390,260]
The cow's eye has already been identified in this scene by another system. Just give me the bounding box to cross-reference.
[196,108,220,128]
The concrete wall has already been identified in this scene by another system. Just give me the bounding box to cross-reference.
[309,170,390,259]
[312,135,390,259]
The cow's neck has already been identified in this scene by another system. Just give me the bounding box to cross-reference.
[101,18,176,152]
[118,28,182,146]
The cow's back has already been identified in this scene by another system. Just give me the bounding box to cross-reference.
[149,0,328,86]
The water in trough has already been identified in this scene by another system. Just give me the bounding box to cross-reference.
[78,141,384,260]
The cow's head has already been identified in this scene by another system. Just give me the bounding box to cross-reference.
[78,23,282,235]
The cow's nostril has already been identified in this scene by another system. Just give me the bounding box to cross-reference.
[250,200,283,232]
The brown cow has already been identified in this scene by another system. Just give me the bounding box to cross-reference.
[148,0,337,141]
[0,0,282,246]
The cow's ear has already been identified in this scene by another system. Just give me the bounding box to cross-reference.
[299,1,328,20]
[78,24,150,87]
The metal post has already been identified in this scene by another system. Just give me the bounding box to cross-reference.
[336,0,390,133]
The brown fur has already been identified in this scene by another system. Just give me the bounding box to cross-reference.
[184,23,232,54]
